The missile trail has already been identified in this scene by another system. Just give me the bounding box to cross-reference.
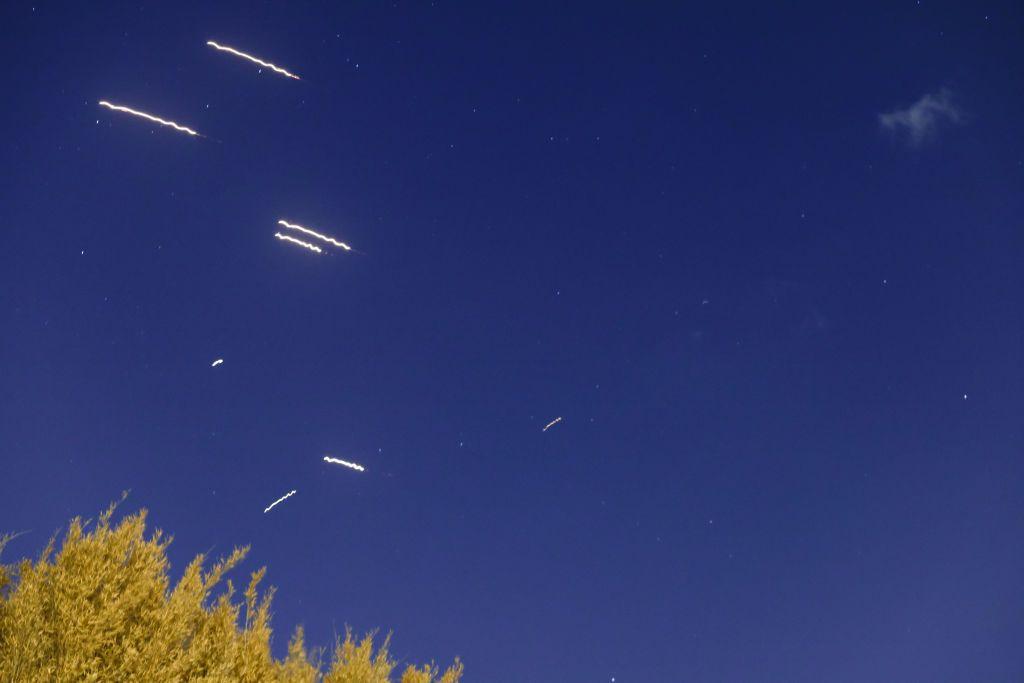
[263,489,296,514]
[98,101,200,136]
[211,359,224,367]
[274,232,322,253]
[542,416,563,432]
[323,456,365,472]
[207,41,301,80]
[278,220,352,251]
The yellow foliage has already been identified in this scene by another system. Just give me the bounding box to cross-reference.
[0,499,463,683]
[400,660,465,683]
[323,629,394,683]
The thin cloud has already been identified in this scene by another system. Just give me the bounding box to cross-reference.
[879,88,963,144]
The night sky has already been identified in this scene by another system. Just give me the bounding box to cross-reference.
[2,2,1022,681]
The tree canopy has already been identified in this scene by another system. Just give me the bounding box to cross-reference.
[0,499,463,683]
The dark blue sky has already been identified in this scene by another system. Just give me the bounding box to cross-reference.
[2,2,1022,680]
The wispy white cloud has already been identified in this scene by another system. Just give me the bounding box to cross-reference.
[879,88,963,144]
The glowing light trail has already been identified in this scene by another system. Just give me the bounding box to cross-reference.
[206,41,301,80]
[542,416,563,432]
[323,456,365,472]
[211,359,224,367]
[263,489,296,514]
[98,100,199,136]
[278,220,352,251]
[275,232,322,253]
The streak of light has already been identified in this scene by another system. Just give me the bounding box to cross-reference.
[206,40,301,80]
[278,220,351,251]
[542,416,563,432]
[211,359,224,367]
[274,232,322,253]
[263,489,296,514]
[323,456,365,472]
[98,100,199,136]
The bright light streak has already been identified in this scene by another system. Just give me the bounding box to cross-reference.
[323,456,365,472]
[542,416,563,432]
[278,220,352,251]
[206,40,301,80]
[263,489,296,514]
[274,232,322,253]
[98,100,199,136]
[211,359,224,367]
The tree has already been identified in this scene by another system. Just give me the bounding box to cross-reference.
[0,498,463,683]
